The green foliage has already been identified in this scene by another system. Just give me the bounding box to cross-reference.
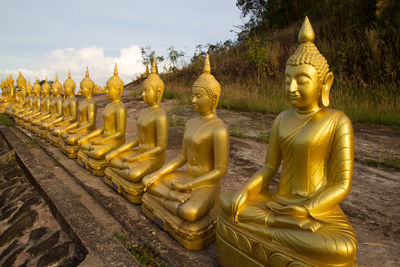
[0,113,14,127]
[140,46,165,66]
[167,46,185,72]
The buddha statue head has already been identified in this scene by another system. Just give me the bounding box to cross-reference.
[17,72,27,90]
[52,74,62,97]
[26,81,32,96]
[8,75,14,88]
[285,17,334,111]
[142,58,164,105]
[63,69,76,97]
[106,63,124,101]
[33,78,41,96]
[192,54,221,115]
[42,77,51,96]
[80,66,94,98]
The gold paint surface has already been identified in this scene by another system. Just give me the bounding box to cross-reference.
[142,54,230,250]
[217,17,357,267]
[77,64,127,175]
[104,59,168,202]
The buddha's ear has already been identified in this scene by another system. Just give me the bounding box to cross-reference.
[320,71,333,108]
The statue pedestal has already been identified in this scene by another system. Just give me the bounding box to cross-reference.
[48,134,62,147]
[77,150,107,176]
[141,192,217,250]
[60,140,79,159]
[104,167,143,204]
[216,214,355,267]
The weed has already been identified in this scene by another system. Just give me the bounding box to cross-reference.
[114,232,165,267]
[257,129,270,143]
[230,123,247,138]
[26,138,40,148]
[362,157,400,170]
[0,113,14,127]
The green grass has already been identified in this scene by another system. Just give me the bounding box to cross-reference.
[0,113,14,127]
[362,157,400,170]
[26,138,40,148]
[114,232,165,267]
[229,123,247,138]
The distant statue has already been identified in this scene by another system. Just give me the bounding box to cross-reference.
[142,54,230,250]
[60,67,97,158]
[77,64,127,176]
[216,17,357,267]
[104,58,168,203]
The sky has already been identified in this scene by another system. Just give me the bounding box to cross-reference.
[0,0,243,89]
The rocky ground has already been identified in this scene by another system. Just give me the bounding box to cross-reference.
[0,133,85,266]
[0,83,399,266]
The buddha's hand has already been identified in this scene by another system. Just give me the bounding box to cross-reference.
[230,189,248,223]
[170,182,192,192]
[143,174,159,191]
[91,140,102,145]
[266,202,308,217]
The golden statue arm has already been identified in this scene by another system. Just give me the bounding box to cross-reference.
[143,143,187,191]
[179,127,229,191]
[63,101,78,124]
[125,116,168,162]
[230,118,282,222]
[70,103,96,133]
[92,107,126,145]
[78,128,104,146]
[303,115,354,216]
[105,139,139,163]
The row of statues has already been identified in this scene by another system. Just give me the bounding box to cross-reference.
[4,18,357,266]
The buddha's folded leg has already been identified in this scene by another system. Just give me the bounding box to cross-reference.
[266,208,357,264]
[110,150,139,168]
[117,158,158,183]
[80,136,102,151]
[178,186,217,222]
[66,132,87,145]
[148,171,187,199]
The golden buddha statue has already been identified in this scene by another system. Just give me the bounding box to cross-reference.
[76,64,127,176]
[30,77,52,133]
[0,75,17,113]
[216,17,357,267]
[141,54,229,250]
[22,79,42,128]
[38,75,64,137]
[14,81,33,126]
[38,75,63,137]
[104,59,168,204]
[48,70,78,146]
[12,72,27,115]
[60,67,97,158]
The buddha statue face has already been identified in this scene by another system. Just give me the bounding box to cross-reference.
[106,64,123,101]
[106,84,121,101]
[285,64,321,111]
[192,86,214,116]
[142,84,157,106]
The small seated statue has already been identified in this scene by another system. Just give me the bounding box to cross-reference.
[60,67,97,158]
[11,72,27,116]
[216,17,357,267]
[29,77,52,134]
[104,59,168,203]
[0,75,17,113]
[142,54,229,250]
[48,70,78,146]
[14,80,32,126]
[22,79,42,129]
[38,75,63,138]
[76,64,127,176]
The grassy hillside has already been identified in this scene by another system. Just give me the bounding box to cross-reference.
[140,0,400,125]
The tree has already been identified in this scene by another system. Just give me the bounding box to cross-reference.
[140,46,165,67]
[167,46,185,72]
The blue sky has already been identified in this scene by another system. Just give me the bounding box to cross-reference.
[0,0,243,86]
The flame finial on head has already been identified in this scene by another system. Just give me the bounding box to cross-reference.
[55,73,58,81]
[145,64,149,75]
[86,66,89,77]
[298,16,315,44]
[114,63,118,75]
[151,57,157,74]
[68,69,71,79]
[203,53,211,74]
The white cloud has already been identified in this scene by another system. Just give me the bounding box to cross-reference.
[0,45,144,91]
